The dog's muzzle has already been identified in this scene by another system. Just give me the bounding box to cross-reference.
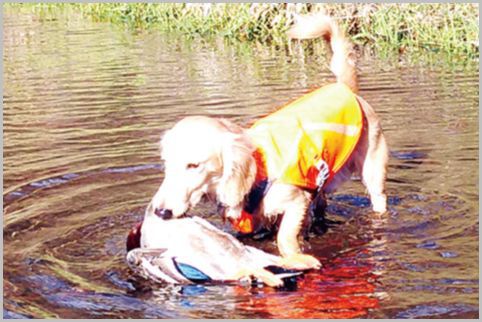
[154,208,173,220]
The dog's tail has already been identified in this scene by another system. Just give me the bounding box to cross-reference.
[287,13,358,93]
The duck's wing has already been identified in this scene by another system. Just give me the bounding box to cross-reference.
[126,248,191,284]
[191,217,306,276]
[190,216,246,246]
[127,247,303,286]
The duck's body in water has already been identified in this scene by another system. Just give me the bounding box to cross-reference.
[126,203,305,287]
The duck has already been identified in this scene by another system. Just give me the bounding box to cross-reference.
[126,202,304,287]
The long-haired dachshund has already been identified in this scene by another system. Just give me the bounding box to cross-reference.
[147,13,388,270]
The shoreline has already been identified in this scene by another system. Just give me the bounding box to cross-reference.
[5,3,479,64]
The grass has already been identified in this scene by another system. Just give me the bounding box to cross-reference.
[5,3,479,62]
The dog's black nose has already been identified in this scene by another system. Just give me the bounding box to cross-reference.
[154,208,173,220]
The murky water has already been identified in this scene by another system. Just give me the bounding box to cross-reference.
[3,8,479,319]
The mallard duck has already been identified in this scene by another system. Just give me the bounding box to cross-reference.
[126,203,303,287]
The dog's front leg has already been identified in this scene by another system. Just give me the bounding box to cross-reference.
[263,184,322,270]
[277,205,322,270]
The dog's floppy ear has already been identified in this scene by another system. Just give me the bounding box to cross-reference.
[159,128,176,160]
[217,128,257,209]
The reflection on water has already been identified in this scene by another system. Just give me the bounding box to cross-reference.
[3,7,479,319]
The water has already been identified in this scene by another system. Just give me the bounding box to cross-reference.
[3,8,479,319]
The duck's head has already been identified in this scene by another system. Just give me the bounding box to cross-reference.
[126,222,142,252]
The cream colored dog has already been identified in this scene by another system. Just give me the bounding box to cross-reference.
[148,14,388,270]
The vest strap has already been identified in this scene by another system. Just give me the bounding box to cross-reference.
[228,179,272,234]
[243,179,271,214]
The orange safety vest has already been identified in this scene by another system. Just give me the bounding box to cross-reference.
[231,83,364,234]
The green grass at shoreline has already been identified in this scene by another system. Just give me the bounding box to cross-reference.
[6,3,479,62]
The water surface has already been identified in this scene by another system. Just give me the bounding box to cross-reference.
[3,8,479,319]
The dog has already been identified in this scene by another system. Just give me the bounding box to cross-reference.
[147,13,388,270]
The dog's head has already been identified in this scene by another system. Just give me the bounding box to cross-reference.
[151,116,257,218]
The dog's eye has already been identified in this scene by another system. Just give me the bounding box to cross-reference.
[186,163,200,169]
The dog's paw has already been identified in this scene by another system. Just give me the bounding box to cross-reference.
[371,194,387,213]
[234,267,284,288]
[279,253,322,271]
